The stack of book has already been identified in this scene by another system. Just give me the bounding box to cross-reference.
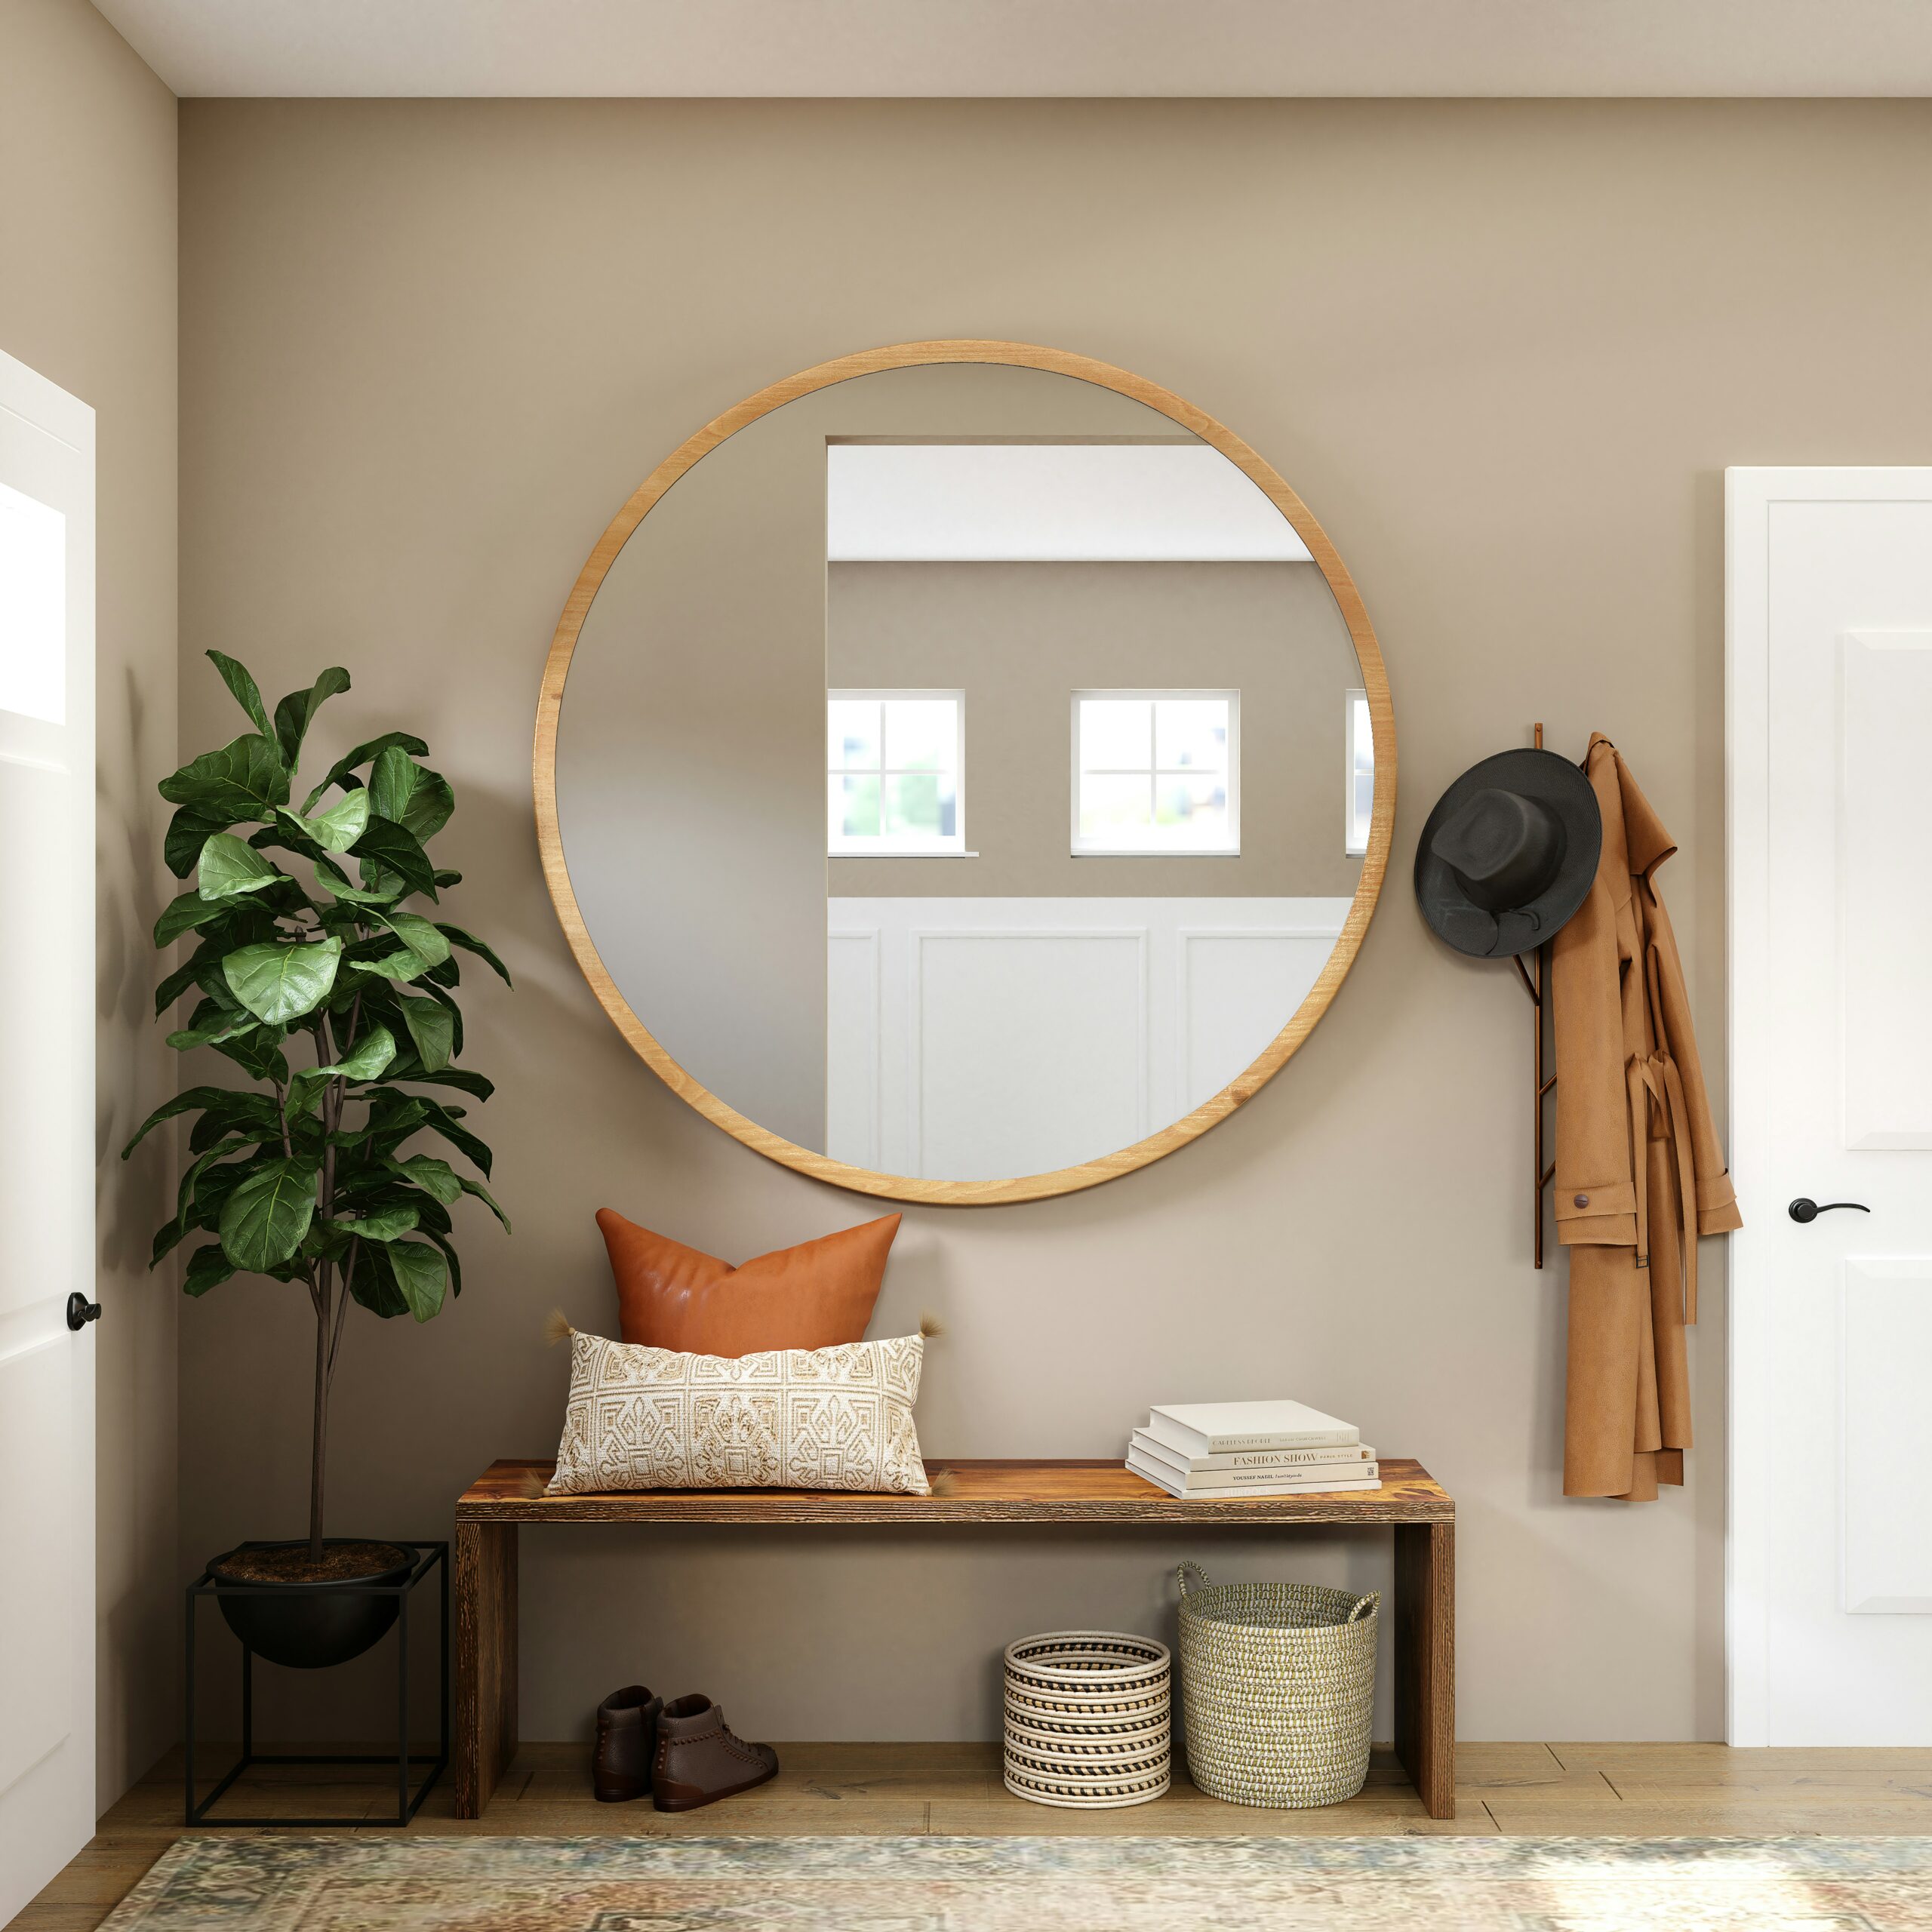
[1126,1399,1379,1499]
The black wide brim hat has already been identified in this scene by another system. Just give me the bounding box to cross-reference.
[1414,746,1603,958]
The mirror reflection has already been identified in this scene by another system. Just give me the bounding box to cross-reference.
[557,363,1371,1184]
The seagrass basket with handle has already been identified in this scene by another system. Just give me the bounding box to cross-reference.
[1174,1560,1379,1808]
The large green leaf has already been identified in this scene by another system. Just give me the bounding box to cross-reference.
[424,1226,463,1300]
[197,832,285,901]
[155,892,232,948]
[394,1065,494,1101]
[223,937,342,1024]
[206,651,272,737]
[272,666,351,766]
[369,747,456,844]
[164,1012,249,1053]
[188,1148,265,1219]
[413,1096,493,1177]
[325,1204,418,1244]
[167,1137,251,1232]
[183,1244,237,1297]
[458,1173,511,1232]
[218,1156,319,1271]
[420,982,463,1057]
[359,1094,430,1158]
[187,1092,288,1155]
[350,912,451,985]
[158,733,291,822]
[122,1084,255,1159]
[386,1152,462,1204]
[301,731,429,814]
[154,955,208,1015]
[165,808,227,879]
[396,995,454,1072]
[287,1023,396,1113]
[313,855,400,906]
[379,911,449,968]
[351,817,438,900]
[347,1246,409,1318]
[275,789,370,856]
[384,1239,448,1321]
[435,923,512,986]
[211,1029,291,1085]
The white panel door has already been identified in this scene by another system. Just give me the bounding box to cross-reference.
[0,351,97,1916]
[1728,469,1932,1744]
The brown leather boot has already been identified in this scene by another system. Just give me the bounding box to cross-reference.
[592,1684,663,1803]
[651,1694,779,1811]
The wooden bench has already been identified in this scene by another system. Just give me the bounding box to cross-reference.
[454,1456,1455,1819]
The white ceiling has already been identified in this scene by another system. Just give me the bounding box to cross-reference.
[93,0,1932,99]
[826,445,1314,563]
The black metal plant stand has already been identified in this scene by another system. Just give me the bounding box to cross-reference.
[184,1540,449,1827]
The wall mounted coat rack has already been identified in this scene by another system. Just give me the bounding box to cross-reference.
[1413,721,1602,1271]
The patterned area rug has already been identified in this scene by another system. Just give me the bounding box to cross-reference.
[102,1833,1932,1930]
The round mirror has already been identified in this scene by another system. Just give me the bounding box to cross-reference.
[537,343,1393,1204]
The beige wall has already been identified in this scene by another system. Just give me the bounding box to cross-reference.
[177,97,1932,1748]
[828,559,1363,898]
[1,0,179,1807]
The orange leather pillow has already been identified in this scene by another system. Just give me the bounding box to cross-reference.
[597,1209,900,1358]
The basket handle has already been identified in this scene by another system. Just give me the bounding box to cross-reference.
[1347,1591,1381,1623]
[1177,1560,1212,1598]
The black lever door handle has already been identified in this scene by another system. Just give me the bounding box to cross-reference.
[1788,1198,1871,1224]
[66,1292,102,1331]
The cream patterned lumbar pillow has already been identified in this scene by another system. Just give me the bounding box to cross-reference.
[548,1327,931,1497]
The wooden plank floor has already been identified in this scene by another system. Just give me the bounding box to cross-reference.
[22,1741,1932,1930]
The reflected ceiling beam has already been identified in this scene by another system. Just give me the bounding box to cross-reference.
[827,445,1315,563]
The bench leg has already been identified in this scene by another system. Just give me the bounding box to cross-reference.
[1392,1520,1455,1819]
[455,1521,517,1819]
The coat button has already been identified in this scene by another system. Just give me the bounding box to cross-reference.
[1574,1193,1590,1208]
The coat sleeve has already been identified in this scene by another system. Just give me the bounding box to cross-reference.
[1642,883,1742,1235]
[1551,867,1640,1247]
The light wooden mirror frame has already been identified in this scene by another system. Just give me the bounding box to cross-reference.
[534,340,1395,1205]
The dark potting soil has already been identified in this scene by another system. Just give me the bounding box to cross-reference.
[211,1540,411,1585]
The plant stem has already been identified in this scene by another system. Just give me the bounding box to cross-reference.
[309,1257,330,1562]
[328,1239,358,1383]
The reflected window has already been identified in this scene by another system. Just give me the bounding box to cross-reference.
[828,690,964,854]
[1345,688,1374,856]
[1073,691,1238,856]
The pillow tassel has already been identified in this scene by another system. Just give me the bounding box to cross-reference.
[919,1312,944,1340]
[543,1308,575,1348]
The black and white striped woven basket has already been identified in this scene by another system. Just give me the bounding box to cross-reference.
[1001,1630,1172,1809]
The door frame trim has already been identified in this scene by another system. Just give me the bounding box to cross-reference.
[1724,464,1932,1746]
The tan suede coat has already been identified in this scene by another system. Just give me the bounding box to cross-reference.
[1552,735,1740,1500]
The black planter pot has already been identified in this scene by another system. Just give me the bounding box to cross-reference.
[208,1540,416,1669]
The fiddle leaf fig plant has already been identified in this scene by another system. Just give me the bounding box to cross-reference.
[128,651,512,1558]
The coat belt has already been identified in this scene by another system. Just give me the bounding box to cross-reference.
[1625,1049,1701,1324]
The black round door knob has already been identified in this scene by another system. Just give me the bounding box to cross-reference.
[66,1292,102,1331]
[1788,1198,1871,1224]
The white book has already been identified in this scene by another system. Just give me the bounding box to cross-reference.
[1129,1429,1377,1478]
[1144,1399,1358,1459]
[1127,1451,1381,1493]
[1126,1452,1381,1500]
